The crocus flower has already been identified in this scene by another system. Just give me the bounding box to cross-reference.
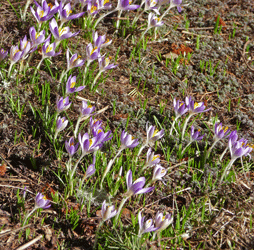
[138,212,158,236]
[97,0,112,11]
[146,123,164,146]
[186,96,211,114]
[65,137,79,157]
[64,49,85,77]
[56,116,68,133]
[10,45,24,64]
[190,126,204,142]
[152,164,167,182]
[78,132,103,156]
[30,0,59,24]
[42,40,61,59]
[144,148,160,168]
[120,130,139,150]
[29,27,50,52]
[87,0,100,15]
[66,75,85,94]
[93,31,106,48]
[173,98,188,118]
[58,1,85,26]
[98,55,118,72]
[86,43,101,63]
[0,48,8,62]
[76,0,90,8]
[144,0,159,14]
[125,169,154,197]
[101,200,117,221]
[92,127,113,143]
[80,101,95,117]
[20,35,31,59]
[155,212,173,232]
[85,155,96,178]
[220,138,252,182]
[90,117,102,132]
[171,0,182,13]
[116,0,140,10]
[213,123,231,141]
[147,13,164,28]
[35,192,51,209]
[56,96,72,112]
[49,18,80,43]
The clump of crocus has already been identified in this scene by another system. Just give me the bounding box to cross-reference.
[49,18,80,46]
[182,125,204,154]
[0,48,8,62]
[23,192,51,226]
[137,122,164,158]
[205,122,230,159]
[74,101,96,137]
[170,98,188,136]
[142,13,164,37]
[8,45,24,77]
[30,0,59,27]
[54,116,69,141]
[66,75,86,95]
[56,96,72,113]
[115,170,154,222]
[181,96,211,140]
[59,49,85,82]
[143,147,160,170]
[220,137,252,183]
[138,211,158,236]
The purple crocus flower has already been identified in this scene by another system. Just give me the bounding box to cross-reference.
[152,164,167,182]
[30,0,59,24]
[98,55,118,72]
[86,43,101,63]
[213,123,231,141]
[190,126,204,141]
[49,18,80,42]
[66,75,85,94]
[56,116,68,133]
[92,127,113,143]
[92,31,106,48]
[56,96,72,112]
[229,138,252,161]
[146,123,164,146]
[173,98,188,118]
[155,212,173,232]
[144,148,160,169]
[87,0,100,15]
[20,35,32,59]
[42,40,61,59]
[35,192,51,209]
[148,13,164,28]
[0,48,8,62]
[90,117,102,132]
[10,45,24,64]
[85,155,96,178]
[186,96,211,114]
[120,130,139,150]
[97,0,112,11]
[66,49,85,71]
[125,169,154,197]
[80,101,95,117]
[171,0,182,13]
[29,27,50,52]
[58,1,85,25]
[116,0,140,10]
[145,0,159,14]
[65,137,79,157]
[78,132,103,156]
[101,200,117,221]
[138,212,158,236]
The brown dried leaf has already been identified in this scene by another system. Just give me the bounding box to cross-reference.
[0,163,7,176]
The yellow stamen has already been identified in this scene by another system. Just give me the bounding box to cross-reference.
[103,0,109,5]
[90,46,98,55]
[67,10,72,16]
[35,32,40,39]
[162,216,165,221]
[88,105,92,108]
[61,118,65,123]
[70,82,76,88]
[43,195,47,200]
[39,10,44,17]
[73,55,81,63]
[194,102,202,109]
[152,155,159,161]
[46,45,53,53]
[59,27,67,36]
[48,3,53,9]
[89,139,93,147]
[98,129,103,134]
[14,49,20,55]
[91,5,97,13]
[152,129,159,137]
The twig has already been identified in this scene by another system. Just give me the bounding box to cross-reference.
[16,234,43,250]
[0,224,31,238]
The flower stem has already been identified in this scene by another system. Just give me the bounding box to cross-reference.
[22,207,37,226]
[21,0,32,21]
[115,197,128,222]
[220,158,236,183]
[91,70,102,90]
[219,147,228,162]
[181,114,193,141]
[74,116,82,138]
[83,60,92,81]
[205,139,220,160]
[169,116,179,136]
[8,62,14,77]
[116,10,123,30]
[160,4,173,20]
[93,9,118,29]
[182,141,193,156]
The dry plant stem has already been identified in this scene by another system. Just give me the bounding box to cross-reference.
[22,207,37,226]
[100,149,123,189]
[220,158,236,183]
[16,235,43,250]
[116,10,123,30]
[8,62,15,77]
[93,9,118,28]
[169,117,179,136]
[181,114,194,141]
[91,70,102,89]
[219,147,228,162]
